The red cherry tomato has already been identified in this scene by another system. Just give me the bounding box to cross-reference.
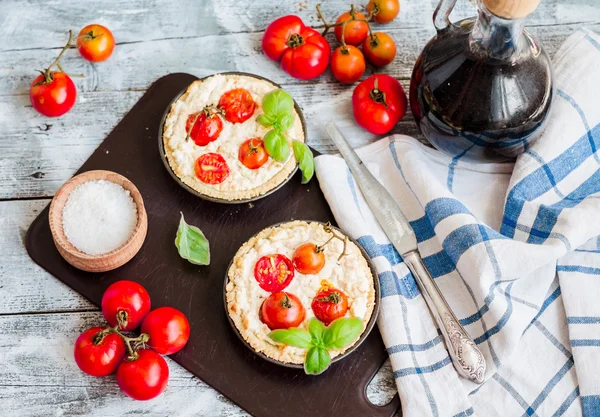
[352,74,408,135]
[260,292,306,330]
[218,88,257,123]
[101,280,151,331]
[73,326,126,377]
[334,11,369,46]
[331,45,366,85]
[194,153,230,184]
[367,0,400,24]
[141,307,190,355]
[29,71,76,117]
[292,243,325,275]
[77,24,115,62]
[312,288,349,325]
[362,32,397,67]
[117,349,169,401]
[186,110,223,146]
[262,15,330,80]
[239,138,269,169]
[254,254,295,292]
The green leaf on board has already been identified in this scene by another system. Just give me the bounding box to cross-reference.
[175,212,210,265]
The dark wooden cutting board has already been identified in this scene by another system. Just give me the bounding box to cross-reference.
[26,73,400,417]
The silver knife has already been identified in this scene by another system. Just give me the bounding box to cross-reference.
[326,122,486,384]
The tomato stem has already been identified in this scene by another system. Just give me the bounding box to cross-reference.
[318,222,348,260]
[315,3,375,38]
[369,77,388,108]
[281,293,292,309]
[316,292,342,304]
[287,33,305,48]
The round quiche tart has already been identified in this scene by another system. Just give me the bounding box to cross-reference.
[225,221,377,365]
[162,73,305,201]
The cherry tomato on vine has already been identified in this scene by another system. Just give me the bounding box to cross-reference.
[254,254,295,292]
[102,280,151,331]
[352,74,407,134]
[331,45,366,85]
[362,32,397,67]
[262,15,330,80]
[195,153,230,184]
[218,88,256,123]
[260,292,306,330]
[141,307,190,355]
[239,138,269,169]
[29,71,76,117]
[186,109,223,146]
[312,288,349,325]
[334,11,369,46]
[77,24,115,62]
[74,326,126,377]
[117,349,169,401]
[292,243,325,275]
[367,0,400,24]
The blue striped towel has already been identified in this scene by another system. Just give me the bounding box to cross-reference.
[314,29,600,417]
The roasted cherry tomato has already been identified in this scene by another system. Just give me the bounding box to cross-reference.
[260,292,306,330]
[117,349,169,401]
[194,153,230,184]
[262,15,330,80]
[239,138,269,169]
[352,74,407,134]
[331,45,366,85]
[292,243,325,275]
[77,24,115,62]
[29,71,76,117]
[141,307,190,355]
[186,109,223,146]
[367,0,400,24]
[254,254,295,292]
[334,11,369,46]
[312,288,349,325]
[74,326,126,377]
[218,88,257,123]
[101,280,151,331]
[362,32,397,67]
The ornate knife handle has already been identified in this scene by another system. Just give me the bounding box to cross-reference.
[403,251,486,384]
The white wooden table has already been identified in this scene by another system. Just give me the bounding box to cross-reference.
[1,0,598,415]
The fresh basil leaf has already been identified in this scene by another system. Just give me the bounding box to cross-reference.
[263,89,294,119]
[323,318,363,349]
[264,129,290,162]
[309,319,326,346]
[304,346,331,375]
[256,113,275,128]
[292,140,314,184]
[269,328,313,349]
[175,212,210,265]
[276,112,294,132]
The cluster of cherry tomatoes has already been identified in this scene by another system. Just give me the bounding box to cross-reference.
[73,280,190,401]
[29,24,115,118]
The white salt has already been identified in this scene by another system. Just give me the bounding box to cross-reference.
[62,179,138,255]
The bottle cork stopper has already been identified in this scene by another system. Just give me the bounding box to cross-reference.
[482,0,541,19]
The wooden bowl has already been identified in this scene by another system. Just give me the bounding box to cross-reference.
[48,170,148,273]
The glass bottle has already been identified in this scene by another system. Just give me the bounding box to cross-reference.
[409,0,554,163]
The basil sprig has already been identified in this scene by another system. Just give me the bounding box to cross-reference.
[174,213,210,265]
[257,89,314,183]
[269,317,363,375]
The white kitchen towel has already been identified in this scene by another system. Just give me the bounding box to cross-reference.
[314,28,600,417]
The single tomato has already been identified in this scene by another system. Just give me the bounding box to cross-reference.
[194,153,230,184]
[29,71,76,117]
[331,45,366,85]
[101,280,151,331]
[117,349,169,401]
[334,11,369,46]
[352,74,407,134]
[367,0,400,24]
[312,288,349,325]
[218,88,256,123]
[74,326,126,377]
[77,24,115,62]
[260,292,306,330]
[186,109,223,146]
[362,32,397,67]
[292,243,325,275]
[141,307,190,355]
[239,138,269,169]
[262,15,330,80]
[254,254,295,292]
